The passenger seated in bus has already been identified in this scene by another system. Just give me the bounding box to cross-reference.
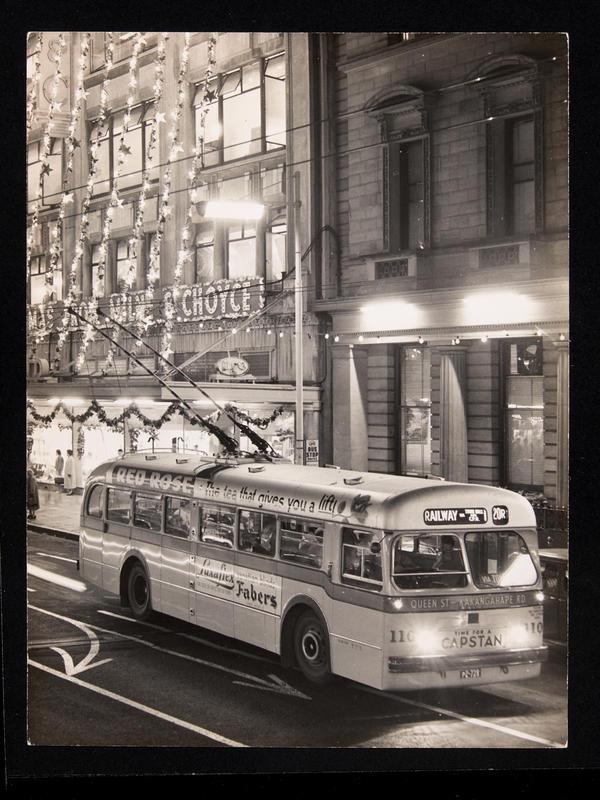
[433,535,464,572]
[298,528,323,565]
[253,520,276,556]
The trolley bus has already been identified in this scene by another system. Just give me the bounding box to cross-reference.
[78,452,548,691]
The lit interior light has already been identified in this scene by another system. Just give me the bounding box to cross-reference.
[334,335,340,343]
[418,336,424,344]
[360,301,422,330]
[536,328,544,336]
[267,328,272,335]
[324,332,330,339]
[358,334,364,342]
[232,328,238,334]
[481,334,488,342]
[463,291,532,325]
[279,331,284,338]
[201,200,265,220]
[559,333,566,341]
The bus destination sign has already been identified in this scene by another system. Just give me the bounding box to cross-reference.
[424,507,488,525]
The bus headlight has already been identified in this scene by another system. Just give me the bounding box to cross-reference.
[413,629,438,654]
[390,598,403,610]
[535,591,545,603]
[508,625,530,647]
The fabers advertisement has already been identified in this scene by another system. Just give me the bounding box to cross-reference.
[194,558,282,615]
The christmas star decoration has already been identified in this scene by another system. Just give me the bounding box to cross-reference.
[119,143,132,156]
[41,163,52,177]
[205,89,217,103]
[155,111,166,124]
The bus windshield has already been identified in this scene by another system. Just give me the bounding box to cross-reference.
[464,530,538,588]
[392,533,468,590]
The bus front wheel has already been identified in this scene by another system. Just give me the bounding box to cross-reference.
[293,610,332,684]
[127,562,152,620]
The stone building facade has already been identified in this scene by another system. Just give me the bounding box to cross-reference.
[314,33,568,509]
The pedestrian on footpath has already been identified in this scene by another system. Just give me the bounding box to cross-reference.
[55,449,64,490]
[27,468,40,520]
[64,449,75,496]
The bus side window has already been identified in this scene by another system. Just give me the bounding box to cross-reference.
[238,510,277,556]
[106,488,131,525]
[280,518,324,567]
[341,528,382,588]
[201,503,235,549]
[165,496,195,538]
[86,484,104,518]
[133,492,162,531]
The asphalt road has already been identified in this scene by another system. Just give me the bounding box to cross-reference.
[26,529,568,749]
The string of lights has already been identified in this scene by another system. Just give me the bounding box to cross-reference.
[26,49,567,230]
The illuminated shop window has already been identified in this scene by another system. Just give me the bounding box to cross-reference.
[398,346,431,476]
[504,338,544,490]
[227,223,256,279]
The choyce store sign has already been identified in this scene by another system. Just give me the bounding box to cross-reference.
[27,277,265,333]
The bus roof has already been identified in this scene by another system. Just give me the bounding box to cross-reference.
[89,453,537,531]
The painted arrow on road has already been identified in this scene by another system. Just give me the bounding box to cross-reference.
[233,674,311,700]
[29,604,113,676]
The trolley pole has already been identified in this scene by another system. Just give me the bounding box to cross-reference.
[294,170,304,465]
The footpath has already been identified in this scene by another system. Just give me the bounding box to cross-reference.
[28,485,82,540]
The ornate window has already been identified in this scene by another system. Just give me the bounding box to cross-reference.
[475,56,543,237]
[367,86,431,252]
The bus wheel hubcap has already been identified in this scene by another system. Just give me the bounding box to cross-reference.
[302,630,322,663]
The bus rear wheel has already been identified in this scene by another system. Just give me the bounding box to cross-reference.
[127,562,152,620]
[293,610,332,684]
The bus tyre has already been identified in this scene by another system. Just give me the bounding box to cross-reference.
[127,563,151,620]
[293,610,332,684]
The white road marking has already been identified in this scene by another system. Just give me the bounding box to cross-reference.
[97,609,276,664]
[36,552,78,564]
[27,588,36,593]
[359,685,565,748]
[27,564,86,593]
[28,604,112,675]
[28,659,246,747]
[31,605,310,700]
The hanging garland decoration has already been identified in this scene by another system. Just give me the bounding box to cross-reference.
[129,34,168,344]
[223,404,285,429]
[69,32,115,371]
[99,32,146,374]
[27,398,286,432]
[160,33,217,363]
[26,32,66,285]
[48,33,91,317]
[158,32,192,361]
[26,32,44,141]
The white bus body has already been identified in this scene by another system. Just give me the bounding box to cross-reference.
[79,454,547,691]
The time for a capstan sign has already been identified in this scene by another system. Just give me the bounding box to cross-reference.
[423,507,488,525]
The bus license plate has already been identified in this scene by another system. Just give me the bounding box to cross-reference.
[460,668,482,679]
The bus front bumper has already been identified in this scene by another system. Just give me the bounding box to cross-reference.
[388,645,548,673]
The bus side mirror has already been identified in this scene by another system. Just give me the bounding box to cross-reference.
[370,542,381,555]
